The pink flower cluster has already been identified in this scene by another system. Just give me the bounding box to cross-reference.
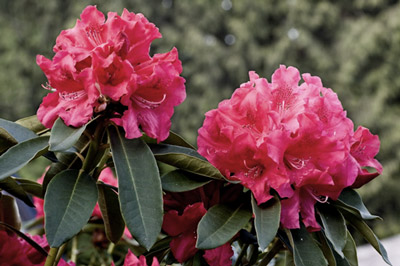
[37,6,185,141]
[0,231,74,266]
[198,65,382,230]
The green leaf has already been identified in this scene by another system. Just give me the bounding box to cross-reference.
[0,128,18,153]
[149,143,226,180]
[97,182,125,243]
[333,230,358,266]
[108,126,163,251]
[15,115,47,134]
[163,131,196,149]
[0,195,21,230]
[196,204,252,249]
[15,178,44,198]
[44,169,98,247]
[0,221,48,257]
[0,118,37,142]
[161,170,211,192]
[251,195,281,251]
[0,136,50,181]
[317,232,337,266]
[49,118,87,152]
[289,223,328,266]
[318,204,347,258]
[335,188,379,220]
[343,211,392,265]
[0,177,34,207]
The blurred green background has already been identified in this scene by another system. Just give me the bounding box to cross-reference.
[1,0,399,239]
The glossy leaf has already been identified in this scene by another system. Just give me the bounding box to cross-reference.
[17,178,43,198]
[317,232,337,266]
[289,223,328,266]
[318,204,347,258]
[344,211,392,265]
[49,118,87,152]
[108,126,163,251]
[0,128,18,153]
[44,169,98,247]
[334,230,358,266]
[0,118,37,142]
[161,170,211,192]
[15,115,47,134]
[97,182,125,243]
[0,136,50,181]
[196,204,252,249]
[0,177,34,207]
[163,131,196,149]
[336,188,379,220]
[251,195,281,250]
[149,143,226,180]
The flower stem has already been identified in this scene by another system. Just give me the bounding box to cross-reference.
[44,247,59,266]
[234,243,249,266]
[258,238,284,266]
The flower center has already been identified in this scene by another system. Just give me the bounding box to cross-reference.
[243,160,264,179]
[86,25,104,46]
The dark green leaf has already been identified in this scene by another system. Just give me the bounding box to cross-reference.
[289,223,328,266]
[251,195,281,250]
[49,118,87,152]
[343,211,392,265]
[0,195,21,230]
[334,230,358,266]
[163,131,196,149]
[0,136,50,181]
[336,188,379,220]
[318,204,347,258]
[0,118,37,142]
[108,126,163,251]
[149,143,226,180]
[0,221,48,257]
[317,232,337,266]
[0,128,18,153]
[44,169,98,247]
[161,170,211,192]
[97,182,125,243]
[196,204,252,249]
[0,177,34,207]
[15,115,47,134]
[17,178,43,198]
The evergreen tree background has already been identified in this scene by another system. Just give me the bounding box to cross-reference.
[0,0,399,238]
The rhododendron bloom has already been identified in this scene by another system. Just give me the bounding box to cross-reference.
[0,231,75,266]
[111,250,159,266]
[162,182,239,264]
[37,5,185,141]
[198,65,382,230]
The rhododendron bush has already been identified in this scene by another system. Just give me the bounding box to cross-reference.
[0,5,392,266]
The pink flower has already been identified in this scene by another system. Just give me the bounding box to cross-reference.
[197,65,382,230]
[0,231,75,266]
[111,250,159,266]
[37,5,185,141]
[203,243,234,266]
[163,203,207,262]
[162,182,237,264]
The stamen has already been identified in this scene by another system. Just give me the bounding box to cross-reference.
[133,94,166,109]
[59,90,87,101]
[42,83,56,92]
